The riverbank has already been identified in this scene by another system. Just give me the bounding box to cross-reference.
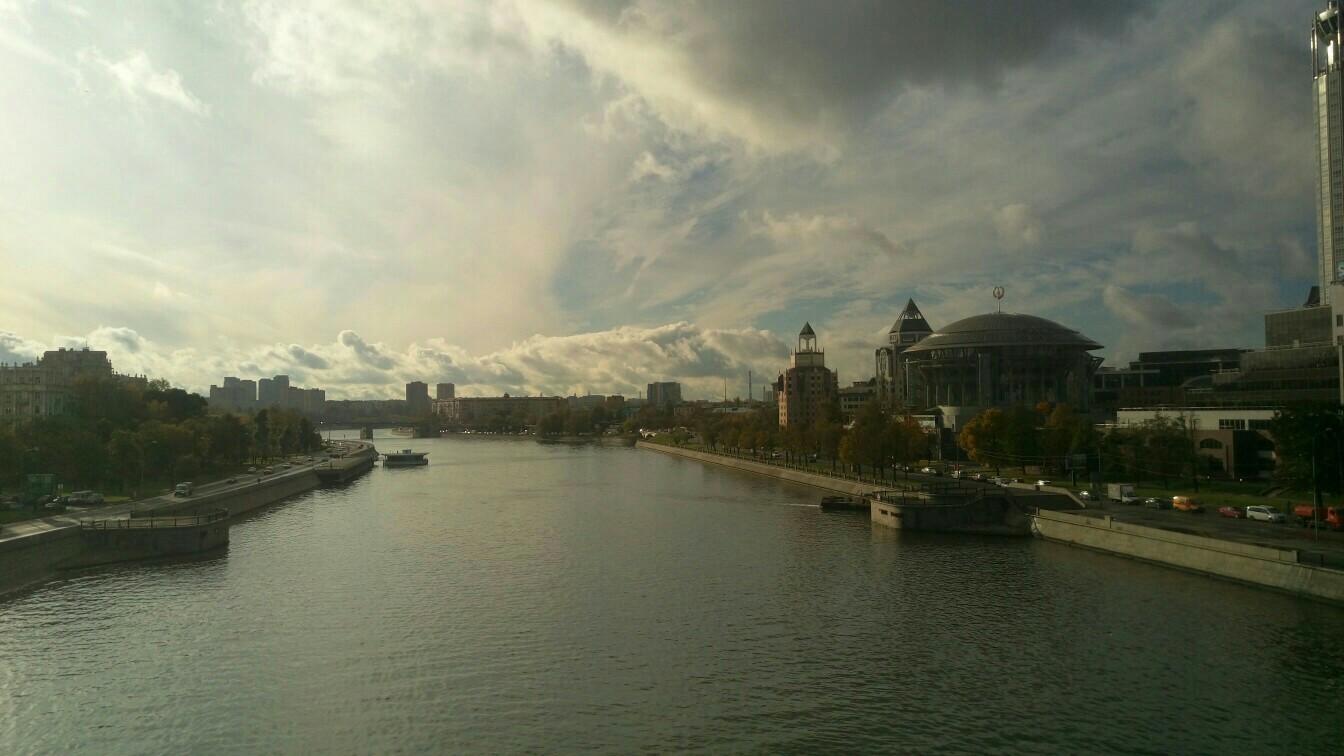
[639,441,1344,605]
[0,442,379,597]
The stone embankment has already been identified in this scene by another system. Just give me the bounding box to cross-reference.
[0,442,379,597]
[639,441,1344,605]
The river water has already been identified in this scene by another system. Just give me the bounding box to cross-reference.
[2,433,1341,754]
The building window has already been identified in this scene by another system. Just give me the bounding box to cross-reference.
[1199,438,1224,450]
[1218,419,1246,430]
[1248,420,1272,431]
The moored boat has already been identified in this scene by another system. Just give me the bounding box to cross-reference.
[382,449,429,467]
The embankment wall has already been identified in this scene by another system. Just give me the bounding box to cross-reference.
[0,472,322,597]
[1032,509,1344,603]
[636,442,871,496]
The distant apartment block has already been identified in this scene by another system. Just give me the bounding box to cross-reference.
[210,373,325,416]
[406,381,430,412]
[0,347,147,422]
[646,382,682,407]
[433,395,563,424]
[436,382,456,400]
[838,379,877,420]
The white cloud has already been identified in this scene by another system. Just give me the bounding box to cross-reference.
[10,323,792,402]
[993,204,1044,249]
[76,47,210,115]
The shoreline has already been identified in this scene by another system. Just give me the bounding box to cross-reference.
[638,441,1344,605]
[0,443,379,598]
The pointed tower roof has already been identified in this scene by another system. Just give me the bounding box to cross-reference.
[800,322,816,337]
[889,299,933,335]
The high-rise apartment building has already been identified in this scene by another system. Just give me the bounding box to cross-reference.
[436,382,455,400]
[646,382,682,407]
[1315,2,1344,303]
[406,381,430,411]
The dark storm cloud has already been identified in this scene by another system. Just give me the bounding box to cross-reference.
[569,0,1150,124]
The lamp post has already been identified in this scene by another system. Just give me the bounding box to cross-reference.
[20,447,38,503]
[1312,427,1336,538]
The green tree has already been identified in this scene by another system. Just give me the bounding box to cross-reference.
[1270,403,1344,495]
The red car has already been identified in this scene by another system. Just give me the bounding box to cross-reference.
[1218,506,1244,518]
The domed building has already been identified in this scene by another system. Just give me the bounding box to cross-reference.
[900,311,1104,412]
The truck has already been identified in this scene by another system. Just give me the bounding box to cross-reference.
[173,482,194,497]
[1107,483,1139,504]
[1291,504,1344,530]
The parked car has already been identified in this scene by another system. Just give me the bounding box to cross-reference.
[1144,497,1171,510]
[1218,505,1245,518]
[1246,505,1286,523]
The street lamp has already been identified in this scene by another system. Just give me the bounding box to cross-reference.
[1312,427,1337,537]
[19,447,37,502]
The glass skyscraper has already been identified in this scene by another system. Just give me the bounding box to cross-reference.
[1314,2,1344,304]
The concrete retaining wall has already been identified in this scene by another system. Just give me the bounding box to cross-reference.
[637,442,872,497]
[1032,509,1344,603]
[0,471,322,597]
[158,471,321,518]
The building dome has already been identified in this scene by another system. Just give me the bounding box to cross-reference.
[902,312,1101,354]
[898,311,1103,411]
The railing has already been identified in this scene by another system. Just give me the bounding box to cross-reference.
[80,508,229,531]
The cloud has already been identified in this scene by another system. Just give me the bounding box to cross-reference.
[4,323,795,402]
[532,0,1150,149]
[745,211,902,256]
[76,47,210,115]
[993,204,1044,249]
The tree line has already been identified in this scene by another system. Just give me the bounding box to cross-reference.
[1,375,322,498]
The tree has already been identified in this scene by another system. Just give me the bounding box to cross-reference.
[959,409,1009,474]
[1271,403,1344,495]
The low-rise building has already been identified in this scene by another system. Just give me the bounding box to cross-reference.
[433,395,563,424]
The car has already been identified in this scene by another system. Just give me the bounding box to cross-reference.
[263,467,273,474]
[919,466,942,476]
[970,473,985,481]
[247,467,257,473]
[1173,496,1205,513]
[1078,490,1096,501]
[1246,505,1286,523]
[1144,497,1171,510]
[1036,479,1052,487]
[282,463,292,469]
[306,456,314,461]
[227,477,238,484]
[1218,505,1245,518]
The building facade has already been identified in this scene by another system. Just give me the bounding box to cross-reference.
[406,381,430,412]
[901,312,1103,412]
[433,395,563,424]
[875,299,933,409]
[646,382,682,407]
[0,348,146,423]
[776,323,838,428]
[436,382,456,400]
[1316,2,1344,304]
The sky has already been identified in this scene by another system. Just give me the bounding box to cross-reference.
[0,0,1323,401]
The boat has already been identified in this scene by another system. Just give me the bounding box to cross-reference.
[382,449,429,467]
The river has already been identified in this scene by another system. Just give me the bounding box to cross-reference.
[2,432,1341,753]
